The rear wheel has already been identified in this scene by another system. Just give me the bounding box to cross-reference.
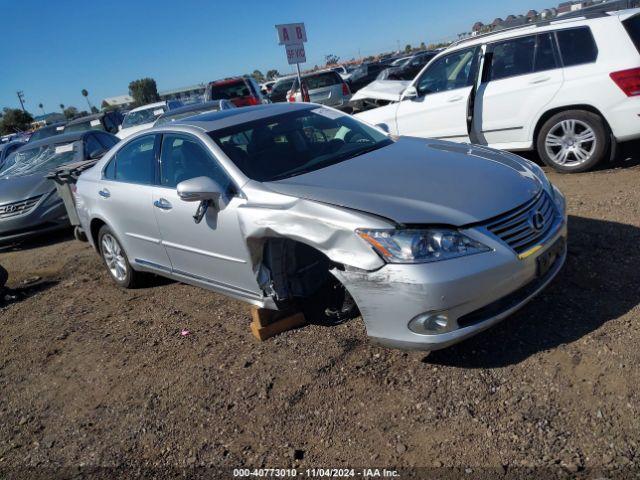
[536,110,608,173]
[98,225,141,288]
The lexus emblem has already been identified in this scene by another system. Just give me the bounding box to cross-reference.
[530,211,545,231]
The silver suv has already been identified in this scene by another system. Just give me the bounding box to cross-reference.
[76,104,567,351]
[287,71,352,107]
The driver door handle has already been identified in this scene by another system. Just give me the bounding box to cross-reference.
[529,76,551,84]
[447,95,464,102]
[154,198,172,210]
[98,188,110,198]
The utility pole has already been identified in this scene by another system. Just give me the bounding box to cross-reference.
[16,91,26,112]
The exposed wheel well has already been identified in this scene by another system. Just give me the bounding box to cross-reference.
[89,218,106,249]
[533,104,612,148]
[259,238,357,322]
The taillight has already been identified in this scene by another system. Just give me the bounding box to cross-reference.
[288,91,296,102]
[610,68,640,96]
[342,82,350,96]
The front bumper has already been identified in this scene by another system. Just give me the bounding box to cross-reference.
[335,209,568,351]
[0,192,69,245]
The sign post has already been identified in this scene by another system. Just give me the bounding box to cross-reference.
[276,23,309,102]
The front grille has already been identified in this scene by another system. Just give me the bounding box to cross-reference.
[483,191,557,254]
[0,196,41,219]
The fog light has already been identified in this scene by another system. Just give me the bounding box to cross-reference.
[408,312,450,334]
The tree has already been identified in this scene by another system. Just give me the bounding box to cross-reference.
[91,106,99,114]
[251,70,265,83]
[59,103,65,112]
[63,106,79,119]
[38,103,45,115]
[81,89,93,111]
[324,54,340,65]
[404,44,412,53]
[0,108,34,135]
[128,78,160,106]
[266,69,280,80]
[420,42,427,50]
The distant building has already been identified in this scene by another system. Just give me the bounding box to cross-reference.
[102,95,134,110]
[491,17,504,27]
[472,21,484,32]
[526,9,539,19]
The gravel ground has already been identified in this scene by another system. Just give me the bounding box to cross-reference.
[1,157,639,479]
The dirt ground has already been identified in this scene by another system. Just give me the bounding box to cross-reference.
[1,156,640,479]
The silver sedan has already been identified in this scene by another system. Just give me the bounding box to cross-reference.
[76,103,567,351]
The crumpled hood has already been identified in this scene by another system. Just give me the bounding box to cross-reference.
[0,174,55,205]
[264,137,542,226]
[350,80,411,102]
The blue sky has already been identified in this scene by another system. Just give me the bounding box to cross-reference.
[1,0,553,113]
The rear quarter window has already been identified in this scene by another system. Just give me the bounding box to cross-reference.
[623,15,640,54]
[556,27,598,67]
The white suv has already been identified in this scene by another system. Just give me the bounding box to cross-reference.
[356,8,640,172]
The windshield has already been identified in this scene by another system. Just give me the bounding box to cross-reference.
[30,125,63,142]
[209,107,392,182]
[0,143,77,178]
[122,106,166,128]
[155,107,221,126]
[65,119,105,133]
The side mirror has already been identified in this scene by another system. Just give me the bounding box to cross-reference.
[177,176,223,203]
[402,86,419,100]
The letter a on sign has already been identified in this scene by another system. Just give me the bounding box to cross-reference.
[276,23,307,45]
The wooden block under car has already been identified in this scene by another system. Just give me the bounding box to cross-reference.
[250,307,306,341]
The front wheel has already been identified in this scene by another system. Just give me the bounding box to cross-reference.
[98,225,142,288]
[536,110,609,173]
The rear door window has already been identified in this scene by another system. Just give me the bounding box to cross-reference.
[489,35,536,80]
[556,27,598,67]
[623,14,640,54]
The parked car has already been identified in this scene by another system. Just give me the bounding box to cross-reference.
[153,100,235,127]
[260,80,276,95]
[287,70,352,107]
[204,77,267,107]
[347,63,387,92]
[377,51,439,80]
[357,9,640,173]
[117,101,181,140]
[65,111,123,136]
[0,130,119,244]
[268,76,297,103]
[0,140,26,170]
[28,122,67,143]
[75,103,566,351]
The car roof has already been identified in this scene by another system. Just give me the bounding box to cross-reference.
[66,113,105,125]
[16,131,89,150]
[449,7,640,50]
[173,103,314,132]
[129,101,166,113]
[157,101,225,118]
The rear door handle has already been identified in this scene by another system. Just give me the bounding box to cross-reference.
[153,198,172,210]
[98,188,110,198]
[447,95,464,102]
[529,76,551,84]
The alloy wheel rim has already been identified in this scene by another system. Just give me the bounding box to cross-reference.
[544,119,596,167]
[101,233,127,281]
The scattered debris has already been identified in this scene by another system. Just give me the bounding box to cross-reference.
[180,329,191,337]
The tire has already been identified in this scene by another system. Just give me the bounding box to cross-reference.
[536,110,609,173]
[97,225,141,288]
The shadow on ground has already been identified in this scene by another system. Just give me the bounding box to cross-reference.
[427,215,640,368]
[0,228,73,253]
[1,279,58,307]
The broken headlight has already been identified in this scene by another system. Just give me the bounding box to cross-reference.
[356,228,491,264]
